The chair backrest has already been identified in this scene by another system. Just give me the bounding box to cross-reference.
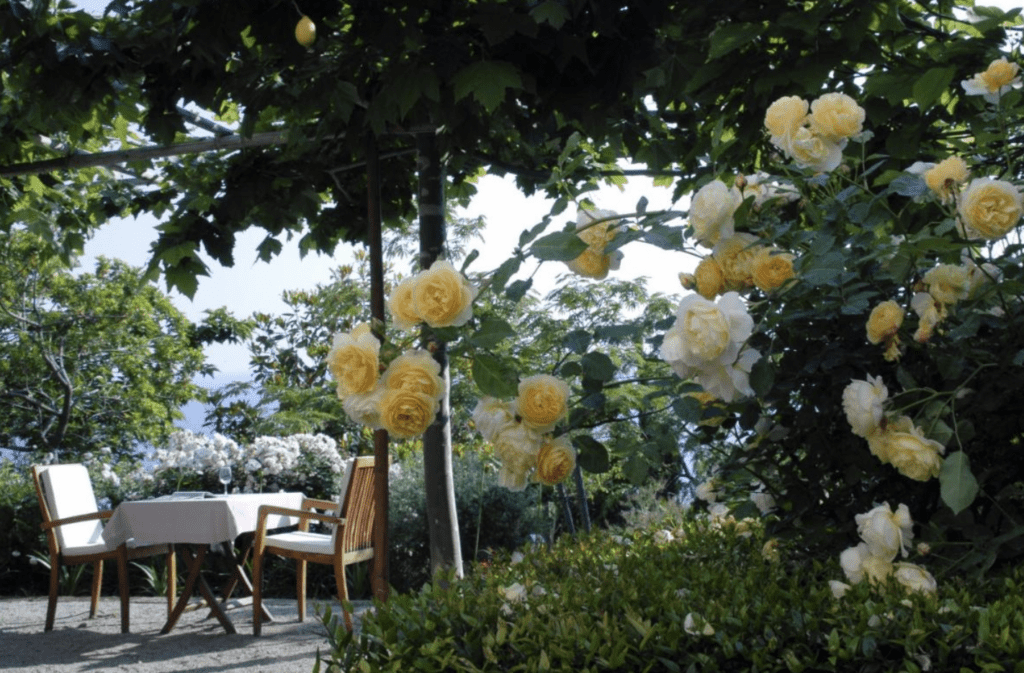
[332,456,377,553]
[32,464,104,552]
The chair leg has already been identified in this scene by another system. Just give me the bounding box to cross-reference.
[117,547,130,634]
[296,559,307,622]
[252,550,264,636]
[166,547,176,618]
[45,558,60,632]
[90,560,103,618]
[333,558,352,632]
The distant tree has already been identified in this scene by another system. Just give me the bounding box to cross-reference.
[0,230,233,459]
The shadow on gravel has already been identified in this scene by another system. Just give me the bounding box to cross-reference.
[0,596,370,673]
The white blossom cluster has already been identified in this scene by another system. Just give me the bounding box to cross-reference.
[152,430,346,493]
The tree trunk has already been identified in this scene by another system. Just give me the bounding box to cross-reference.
[417,132,464,579]
[365,133,390,602]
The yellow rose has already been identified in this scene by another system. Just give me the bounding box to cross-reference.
[382,349,444,400]
[980,57,1020,92]
[688,391,727,427]
[378,388,439,439]
[861,555,895,585]
[534,436,576,485]
[958,177,1023,240]
[882,416,945,481]
[516,374,571,431]
[923,264,970,305]
[764,95,808,139]
[412,260,478,328]
[327,326,380,398]
[567,247,614,280]
[388,276,421,330]
[911,292,943,343]
[752,247,795,292]
[809,92,865,143]
[690,179,742,247]
[924,156,969,202]
[693,257,725,299]
[566,209,623,279]
[866,300,904,345]
[713,232,762,290]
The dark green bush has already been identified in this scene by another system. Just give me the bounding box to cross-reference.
[319,518,1024,672]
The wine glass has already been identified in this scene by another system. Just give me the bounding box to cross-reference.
[218,466,232,495]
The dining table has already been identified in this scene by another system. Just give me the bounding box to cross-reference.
[102,491,304,634]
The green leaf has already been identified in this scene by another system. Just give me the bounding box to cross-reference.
[940,451,980,515]
[622,453,648,485]
[581,351,616,382]
[505,278,532,302]
[529,1,570,29]
[529,231,588,261]
[673,396,703,424]
[489,257,522,294]
[912,66,956,110]
[563,329,592,354]
[888,174,928,198]
[451,61,524,112]
[470,317,515,349]
[708,23,765,60]
[472,354,518,398]
[749,357,774,397]
[575,435,610,473]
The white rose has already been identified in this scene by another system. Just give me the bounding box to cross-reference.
[695,479,718,502]
[471,396,516,442]
[855,502,914,562]
[894,562,938,595]
[778,126,844,173]
[694,346,760,403]
[829,580,851,599]
[750,491,776,514]
[842,375,888,438]
[689,179,742,247]
[683,612,715,636]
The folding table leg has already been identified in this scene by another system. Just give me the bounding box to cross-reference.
[207,535,274,624]
[159,545,234,635]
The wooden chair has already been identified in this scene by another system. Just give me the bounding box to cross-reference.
[32,463,176,633]
[252,455,378,635]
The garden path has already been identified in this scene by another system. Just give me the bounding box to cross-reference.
[0,596,370,673]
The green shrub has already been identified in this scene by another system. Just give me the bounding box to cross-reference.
[388,450,548,594]
[319,518,1024,672]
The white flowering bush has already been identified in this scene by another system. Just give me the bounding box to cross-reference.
[150,430,347,498]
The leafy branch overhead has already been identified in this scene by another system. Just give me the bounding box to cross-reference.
[3,0,1016,295]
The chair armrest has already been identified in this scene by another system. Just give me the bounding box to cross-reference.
[41,509,112,531]
[302,497,339,512]
[253,504,345,552]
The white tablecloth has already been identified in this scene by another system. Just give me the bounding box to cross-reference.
[102,492,304,548]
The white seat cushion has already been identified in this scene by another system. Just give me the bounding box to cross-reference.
[62,541,111,558]
[40,464,105,552]
[266,531,332,555]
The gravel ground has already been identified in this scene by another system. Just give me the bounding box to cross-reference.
[0,595,372,673]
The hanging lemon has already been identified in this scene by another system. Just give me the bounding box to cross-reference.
[295,15,316,47]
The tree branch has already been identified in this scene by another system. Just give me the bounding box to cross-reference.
[0,130,301,177]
